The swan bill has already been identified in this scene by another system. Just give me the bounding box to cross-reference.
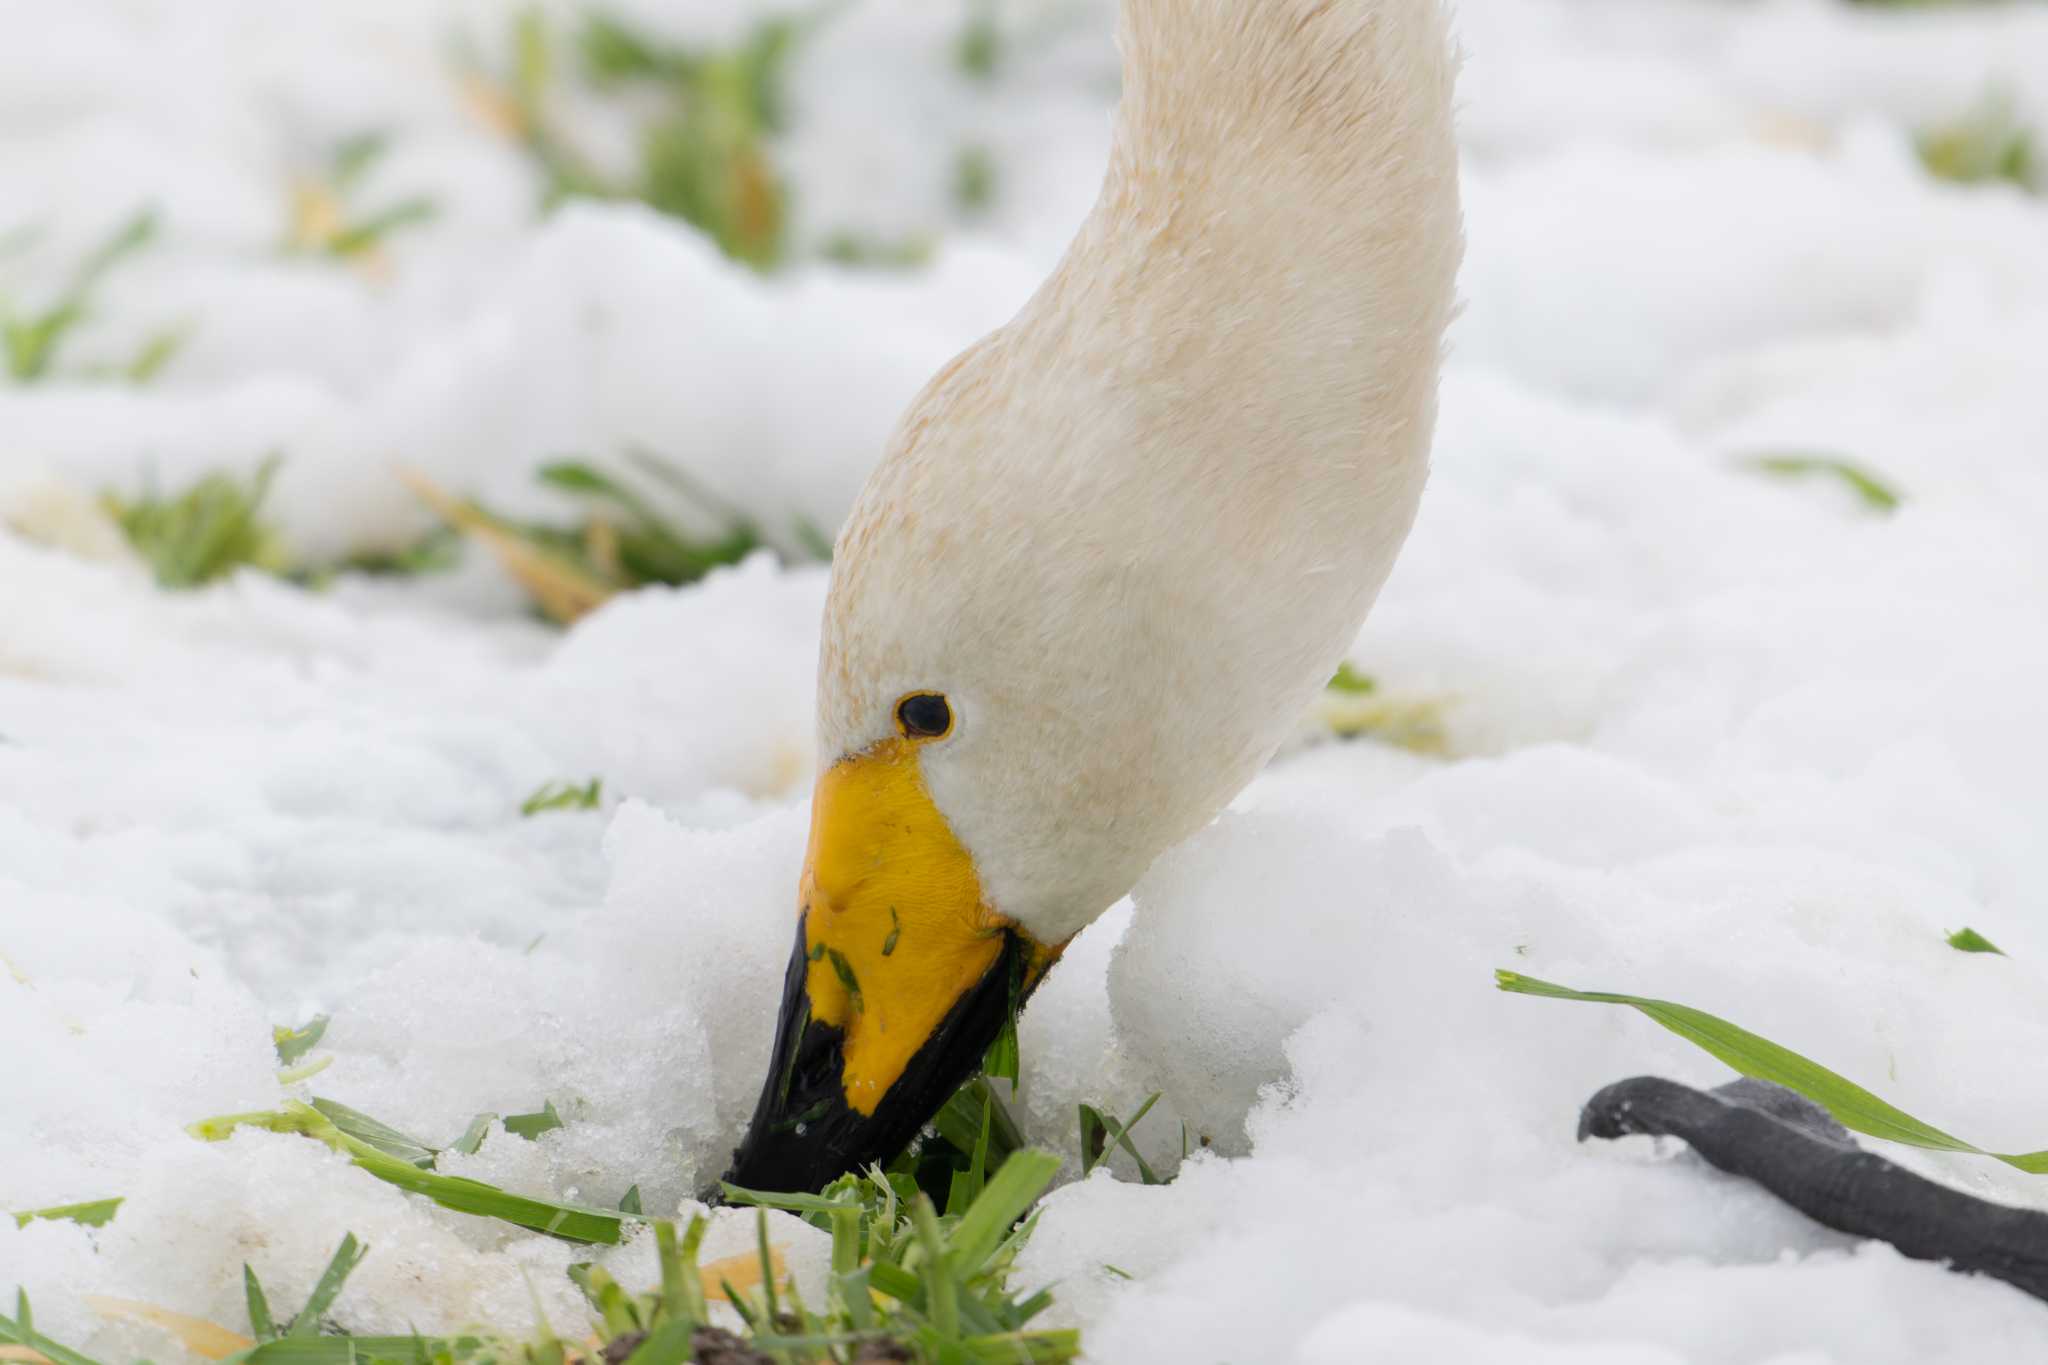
[721,738,1053,1195]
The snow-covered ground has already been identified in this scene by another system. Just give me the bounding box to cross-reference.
[7,0,2048,1359]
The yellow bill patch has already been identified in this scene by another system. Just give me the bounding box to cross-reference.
[799,737,1006,1114]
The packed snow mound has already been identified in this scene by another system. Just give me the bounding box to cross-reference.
[7,0,2048,1361]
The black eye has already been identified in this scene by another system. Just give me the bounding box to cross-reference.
[896,692,952,739]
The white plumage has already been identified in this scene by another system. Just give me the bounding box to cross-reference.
[819,0,1463,943]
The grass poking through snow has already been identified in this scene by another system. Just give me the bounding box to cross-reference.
[287,133,440,266]
[522,779,603,816]
[403,455,778,625]
[1077,1093,1165,1185]
[1917,90,2040,195]
[9,1200,123,1232]
[1743,453,1902,513]
[25,1046,1082,1362]
[1497,969,2048,1173]
[1,208,184,385]
[465,8,807,272]
[104,457,289,589]
[1946,927,2005,955]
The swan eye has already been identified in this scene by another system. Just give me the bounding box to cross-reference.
[896,692,953,739]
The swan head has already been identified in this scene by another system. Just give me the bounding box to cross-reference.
[722,0,1461,1195]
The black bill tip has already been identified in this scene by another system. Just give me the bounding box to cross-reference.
[716,917,1031,1198]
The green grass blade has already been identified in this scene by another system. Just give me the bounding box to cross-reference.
[326,199,438,258]
[521,779,601,816]
[1106,1093,1163,1185]
[72,208,158,294]
[245,1264,277,1340]
[653,1218,685,1324]
[719,1184,858,1216]
[125,326,187,383]
[503,1100,563,1140]
[618,1319,694,1365]
[1077,1103,1107,1177]
[1,1291,108,1365]
[911,1195,958,1338]
[274,1015,330,1066]
[308,1098,437,1168]
[11,1197,122,1229]
[1947,927,2005,955]
[536,462,664,528]
[1745,453,1901,513]
[933,1077,1021,1167]
[1327,661,1377,695]
[237,1336,480,1365]
[449,1113,494,1155]
[944,1150,1061,1275]
[754,1208,780,1326]
[288,1234,367,1335]
[674,1214,709,1324]
[194,1102,636,1243]
[1496,969,2048,1172]
[961,1330,1083,1363]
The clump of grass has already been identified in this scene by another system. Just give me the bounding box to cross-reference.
[1743,452,1902,513]
[955,1,1003,81]
[467,8,978,274]
[402,454,770,625]
[104,456,290,589]
[467,9,810,271]
[1917,91,2040,194]
[15,1137,1075,1364]
[287,132,440,264]
[99,458,468,593]
[1,208,184,384]
[1497,969,2048,1173]
[523,778,604,816]
[173,1072,1077,1362]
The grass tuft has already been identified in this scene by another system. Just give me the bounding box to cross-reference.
[105,456,289,589]
[403,456,776,625]
[471,9,810,271]
[1917,90,2039,195]
[1,208,168,385]
[162,1101,1078,1361]
[287,133,439,264]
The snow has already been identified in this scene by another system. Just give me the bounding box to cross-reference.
[6,0,2048,1360]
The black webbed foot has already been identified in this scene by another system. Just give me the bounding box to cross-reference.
[1580,1075,2048,1304]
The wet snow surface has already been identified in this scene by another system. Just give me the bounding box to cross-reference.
[7,0,2048,1359]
